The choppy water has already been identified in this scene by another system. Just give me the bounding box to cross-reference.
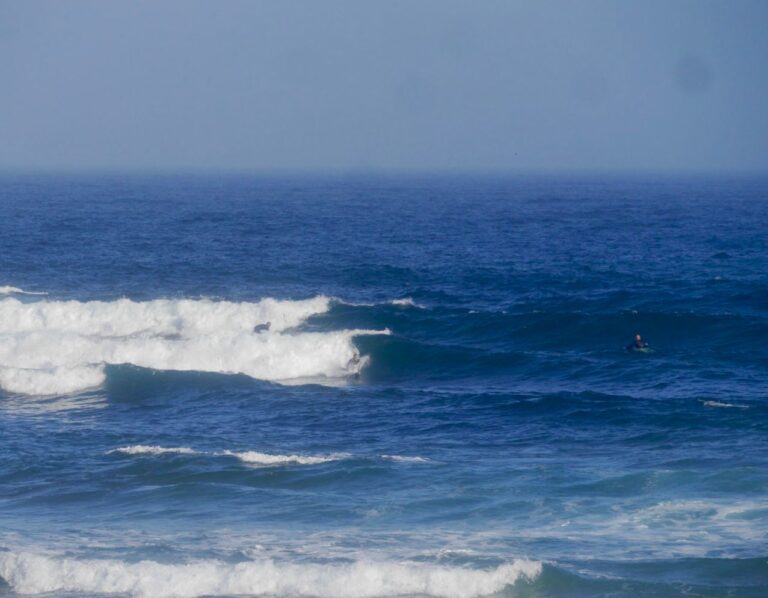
[0,174,766,597]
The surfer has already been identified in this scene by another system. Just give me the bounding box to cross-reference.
[626,333,649,351]
[346,354,363,379]
[253,321,271,333]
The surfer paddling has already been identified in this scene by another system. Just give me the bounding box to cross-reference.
[626,333,650,352]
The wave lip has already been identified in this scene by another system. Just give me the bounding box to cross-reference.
[0,295,387,395]
[0,552,542,598]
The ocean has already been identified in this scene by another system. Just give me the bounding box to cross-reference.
[0,174,766,597]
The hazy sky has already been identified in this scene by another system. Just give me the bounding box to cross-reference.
[1,1,767,173]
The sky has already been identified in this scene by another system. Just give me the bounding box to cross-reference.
[0,0,767,174]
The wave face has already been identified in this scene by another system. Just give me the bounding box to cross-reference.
[0,296,384,395]
[0,552,541,598]
[1,175,767,597]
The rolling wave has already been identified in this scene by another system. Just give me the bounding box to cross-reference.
[0,552,541,598]
[0,295,387,395]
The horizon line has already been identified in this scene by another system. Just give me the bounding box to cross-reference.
[1,167,767,179]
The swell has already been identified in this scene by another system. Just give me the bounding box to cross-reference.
[328,302,768,353]
[336,303,768,392]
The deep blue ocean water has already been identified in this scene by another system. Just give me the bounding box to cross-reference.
[0,174,766,597]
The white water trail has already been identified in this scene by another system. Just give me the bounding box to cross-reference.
[0,286,47,296]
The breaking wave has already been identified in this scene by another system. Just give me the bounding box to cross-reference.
[0,295,387,395]
[110,446,427,467]
[221,450,349,466]
[0,552,541,598]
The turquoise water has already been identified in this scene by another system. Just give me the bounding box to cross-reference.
[0,175,766,596]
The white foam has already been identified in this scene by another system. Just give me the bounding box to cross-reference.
[390,297,424,308]
[108,446,347,466]
[0,364,105,395]
[550,498,768,558]
[381,454,430,463]
[340,297,424,309]
[109,445,198,456]
[0,552,541,598]
[222,450,350,466]
[0,286,47,296]
[702,400,748,409]
[635,499,767,521]
[0,295,388,395]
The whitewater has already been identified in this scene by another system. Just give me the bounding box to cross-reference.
[0,552,542,598]
[0,295,386,395]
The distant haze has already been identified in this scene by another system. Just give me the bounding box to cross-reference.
[1,0,766,174]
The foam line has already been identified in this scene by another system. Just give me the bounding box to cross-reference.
[109,446,349,466]
[0,286,47,296]
[221,450,350,466]
[0,552,542,598]
[702,400,748,409]
[0,295,387,395]
[110,447,433,466]
[390,297,425,308]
